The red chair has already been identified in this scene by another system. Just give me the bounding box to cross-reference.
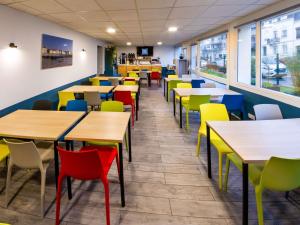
[150,71,161,86]
[55,146,119,225]
[114,91,135,127]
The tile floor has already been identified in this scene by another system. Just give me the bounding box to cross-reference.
[0,84,300,225]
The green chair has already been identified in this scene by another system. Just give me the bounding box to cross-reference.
[168,80,182,102]
[182,95,210,130]
[128,72,139,78]
[196,103,233,189]
[224,155,300,225]
[124,80,136,85]
[91,78,99,86]
[175,82,192,103]
[88,101,129,152]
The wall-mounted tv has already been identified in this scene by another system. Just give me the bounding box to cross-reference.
[137,46,153,56]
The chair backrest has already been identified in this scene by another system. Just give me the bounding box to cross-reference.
[57,146,105,180]
[58,92,75,107]
[181,74,190,79]
[91,78,99,86]
[199,103,229,134]
[66,100,88,111]
[108,78,119,86]
[4,139,42,168]
[124,81,136,85]
[32,100,52,110]
[152,68,160,72]
[221,94,244,112]
[151,71,161,79]
[253,104,283,120]
[201,83,216,88]
[101,101,124,112]
[81,80,92,85]
[191,79,205,88]
[114,91,133,105]
[128,72,138,77]
[169,80,182,89]
[260,157,300,191]
[168,75,178,79]
[177,83,192,88]
[84,92,101,106]
[189,95,211,111]
[100,80,112,86]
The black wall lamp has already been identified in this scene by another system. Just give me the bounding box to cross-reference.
[82,48,86,52]
[9,42,17,48]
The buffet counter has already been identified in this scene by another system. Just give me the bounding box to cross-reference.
[118,64,162,76]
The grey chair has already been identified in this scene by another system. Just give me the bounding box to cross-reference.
[108,78,119,86]
[84,91,101,110]
[4,139,54,217]
[253,104,283,120]
[32,100,52,110]
[201,83,216,88]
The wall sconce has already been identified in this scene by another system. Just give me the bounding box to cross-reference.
[82,49,86,52]
[9,42,18,48]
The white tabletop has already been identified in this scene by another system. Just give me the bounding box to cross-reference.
[173,88,240,97]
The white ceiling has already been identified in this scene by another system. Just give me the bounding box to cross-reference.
[0,0,280,46]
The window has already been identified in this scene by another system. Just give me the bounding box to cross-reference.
[282,29,287,38]
[237,23,256,85]
[190,45,197,71]
[261,8,300,97]
[199,32,227,78]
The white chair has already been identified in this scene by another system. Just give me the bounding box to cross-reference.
[84,91,101,110]
[201,83,216,88]
[108,78,119,86]
[253,104,283,120]
[4,139,54,217]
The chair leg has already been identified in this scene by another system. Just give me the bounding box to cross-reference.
[196,133,201,157]
[5,162,13,208]
[55,175,64,225]
[131,104,135,127]
[218,152,223,190]
[40,169,47,218]
[103,180,111,225]
[185,108,189,130]
[255,186,264,225]
[224,157,231,192]
[115,154,120,179]
[124,132,129,153]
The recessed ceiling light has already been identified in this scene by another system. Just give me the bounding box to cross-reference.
[106,28,116,34]
[168,26,178,32]
[157,41,162,45]
[126,42,132,46]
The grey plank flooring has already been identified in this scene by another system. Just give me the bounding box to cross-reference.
[0,83,299,225]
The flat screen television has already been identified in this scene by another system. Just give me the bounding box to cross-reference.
[137,46,153,56]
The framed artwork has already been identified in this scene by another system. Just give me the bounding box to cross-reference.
[41,34,73,69]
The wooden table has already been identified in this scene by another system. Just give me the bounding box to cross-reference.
[113,85,140,120]
[0,110,85,197]
[173,88,240,128]
[93,76,123,81]
[62,85,114,100]
[65,111,132,207]
[206,119,300,225]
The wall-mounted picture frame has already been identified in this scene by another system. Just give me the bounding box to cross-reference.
[41,34,73,69]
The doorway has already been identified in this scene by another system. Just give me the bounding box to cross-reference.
[97,46,103,74]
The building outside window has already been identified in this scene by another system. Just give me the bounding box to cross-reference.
[199,32,227,78]
[261,8,300,97]
[190,45,197,71]
[237,23,256,85]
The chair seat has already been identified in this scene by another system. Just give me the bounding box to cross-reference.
[35,141,54,162]
[80,146,118,176]
[176,96,189,103]
[211,136,233,154]
[0,141,9,162]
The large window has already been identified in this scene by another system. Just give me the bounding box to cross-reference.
[200,32,227,78]
[261,8,300,97]
[237,23,256,85]
[190,45,197,71]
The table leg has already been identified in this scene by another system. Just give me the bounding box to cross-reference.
[163,79,166,96]
[179,96,183,128]
[173,89,176,116]
[66,141,72,200]
[166,81,169,101]
[206,125,212,179]
[54,141,59,189]
[118,143,125,207]
[106,93,108,101]
[242,163,249,225]
[136,92,139,121]
[128,120,132,162]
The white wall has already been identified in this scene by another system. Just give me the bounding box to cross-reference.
[116,45,175,66]
[0,5,106,110]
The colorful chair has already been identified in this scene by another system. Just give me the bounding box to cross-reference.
[108,78,119,86]
[66,100,88,112]
[57,92,75,111]
[175,82,192,103]
[32,100,52,110]
[191,79,205,88]
[55,146,119,225]
[84,91,101,111]
[114,91,135,127]
[182,95,210,129]
[100,81,113,99]
[168,75,178,79]
[150,71,161,86]
[0,141,9,175]
[91,78,100,86]
[128,72,138,78]
[167,80,182,102]
[221,94,245,120]
[4,139,54,217]
[254,104,283,120]
[124,80,136,86]
[201,83,216,88]
[196,103,233,189]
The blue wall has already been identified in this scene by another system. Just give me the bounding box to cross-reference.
[230,86,300,119]
[0,75,95,117]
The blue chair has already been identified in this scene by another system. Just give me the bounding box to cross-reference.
[100,81,113,99]
[66,100,88,112]
[191,79,205,88]
[221,94,245,120]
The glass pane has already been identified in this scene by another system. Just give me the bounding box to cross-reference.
[200,33,227,78]
[261,8,300,97]
[190,45,197,70]
[237,23,256,85]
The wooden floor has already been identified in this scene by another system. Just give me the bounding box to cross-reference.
[1,84,300,225]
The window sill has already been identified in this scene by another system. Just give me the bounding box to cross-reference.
[194,69,228,85]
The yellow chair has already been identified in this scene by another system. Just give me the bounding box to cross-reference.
[168,75,178,79]
[196,103,233,190]
[128,72,139,78]
[124,81,136,85]
[0,140,9,165]
[152,68,160,72]
[57,92,75,111]
[91,78,99,86]
[175,82,192,104]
